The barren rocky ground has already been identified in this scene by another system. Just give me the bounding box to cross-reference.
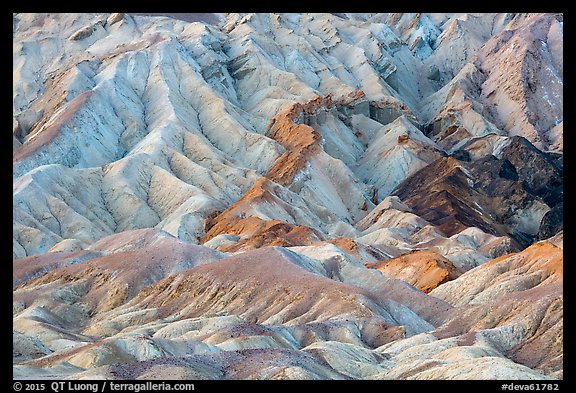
[13,12,562,380]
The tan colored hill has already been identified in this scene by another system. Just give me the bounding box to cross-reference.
[366,250,461,292]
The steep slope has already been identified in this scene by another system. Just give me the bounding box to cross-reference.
[419,13,563,152]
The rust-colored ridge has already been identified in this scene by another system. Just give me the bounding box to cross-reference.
[265,91,365,186]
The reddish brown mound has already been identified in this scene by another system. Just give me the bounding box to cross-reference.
[201,177,325,251]
[392,156,499,237]
[366,250,462,293]
[211,216,325,252]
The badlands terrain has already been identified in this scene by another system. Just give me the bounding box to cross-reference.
[13,13,563,380]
